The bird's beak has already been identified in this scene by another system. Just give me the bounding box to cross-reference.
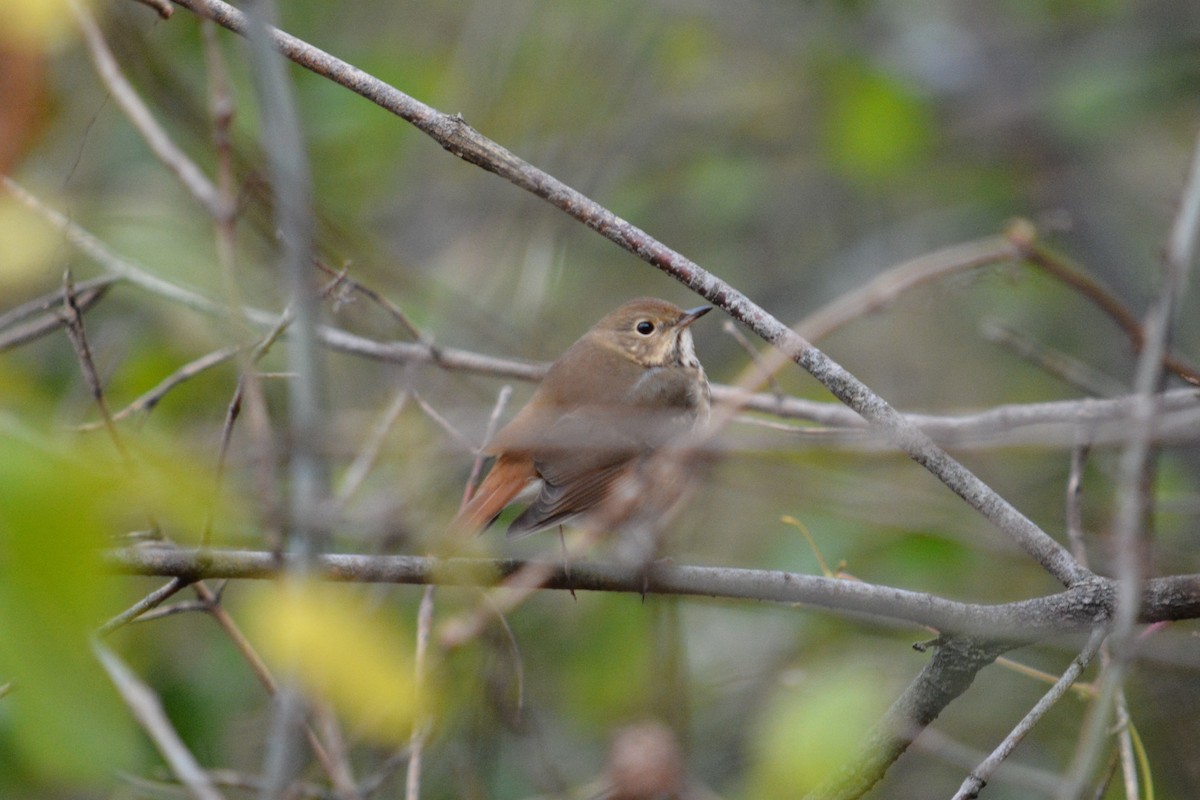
[678,305,713,328]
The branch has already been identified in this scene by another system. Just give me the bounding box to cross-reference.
[0,277,114,352]
[105,547,1200,636]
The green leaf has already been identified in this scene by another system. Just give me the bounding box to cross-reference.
[743,659,894,796]
[0,433,136,785]
[822,64,933,183]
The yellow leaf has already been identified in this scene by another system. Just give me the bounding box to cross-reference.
[243,581,422,744]
[2,0,82,51]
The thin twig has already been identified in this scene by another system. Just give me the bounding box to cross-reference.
[722,320,785,400]
[94,641,228,800]
[405,585,436,800]
[1011,225,1200,387]
[0,278,114,352]
[479,589,525,723]
[952,628,1106,800]
[1066,441,1139,799]
[185,580,357,797]
[461,385,512,508]
[799,232,1019,343]
[99,577,190,636]
[315,258,428,344]
[336,385,411,506]
[413,392,476,453]
[981,321,1127,398]
[72,0,222,216]
[61,271,128,459]
[78,345,241,431]
[1065,441,1092,569]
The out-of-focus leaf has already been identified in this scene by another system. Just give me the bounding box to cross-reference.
[742,660,894,796]
[1,0,81,51]
[0,431,136,784]
[822,64,933,182]
[243,581,422,744]
[0,420,251,786]
[0,197,61,292]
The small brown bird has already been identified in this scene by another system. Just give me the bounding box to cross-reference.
[454,297,712,538]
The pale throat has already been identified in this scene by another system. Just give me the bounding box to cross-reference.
[675,329,700,368]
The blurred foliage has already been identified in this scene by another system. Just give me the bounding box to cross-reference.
[0,418,245,789]
[743,656,899,796]
[242,581,421,744]
[1,0,1199,797]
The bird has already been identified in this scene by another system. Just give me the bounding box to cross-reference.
[453,297,712,539]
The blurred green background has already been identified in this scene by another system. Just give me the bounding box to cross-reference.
[2,0,1199,797]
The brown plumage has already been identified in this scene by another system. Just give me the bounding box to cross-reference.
[454,297,711,538]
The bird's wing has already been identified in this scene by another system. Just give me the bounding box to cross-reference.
[505,408,637,539]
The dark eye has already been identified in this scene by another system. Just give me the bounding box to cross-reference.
[635,320,655,335]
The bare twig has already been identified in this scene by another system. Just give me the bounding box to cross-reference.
[130,0,174,19]
[336,384,411,506]
[913,728,1061,796]
[315,258,428,344]
[61,272,128,458]
[801,233,1019,343]
[413,392,476,453]
[1065,443,1140,799]
[952,628,1105,800]
[185,580,357,797]
[461,384,512,509]
[0,277,114,352]
[405,585,436,800]
[99,577,190,636]
[94,641,228,800]
[72,0,222,216]
[0,275,116,331]
[1010,224,1200,386]
[981,321,1127,398]
[78,345,241,431]
[723,320,786,400]
[1065,441,1092,570]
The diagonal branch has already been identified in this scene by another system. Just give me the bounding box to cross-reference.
[952,628,1106,800]
[94,641,228,800]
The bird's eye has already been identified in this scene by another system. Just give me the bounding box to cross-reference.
[636,320,655,335]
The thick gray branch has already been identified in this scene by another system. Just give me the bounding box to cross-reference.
[106,548,1200,638]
